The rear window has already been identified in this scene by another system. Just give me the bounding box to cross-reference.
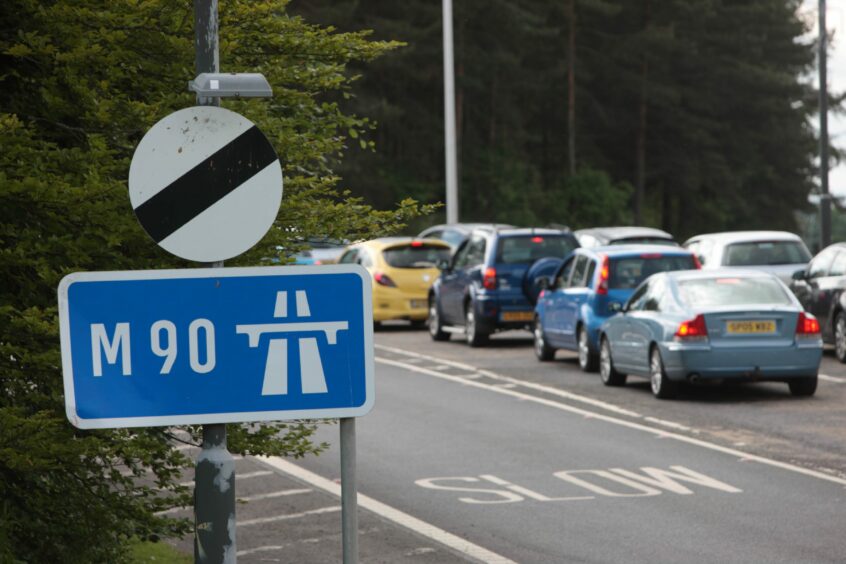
[723,241,811,266]
[383,245,450,268]
[676,277,792,307]
[610,237,678,246]
[495,235,577,264]
[609,255,696,289]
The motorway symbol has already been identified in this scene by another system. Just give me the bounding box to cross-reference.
[58,265,374,429]
[128,106,283,262]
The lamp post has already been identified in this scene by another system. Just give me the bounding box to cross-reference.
[443,0,459,224]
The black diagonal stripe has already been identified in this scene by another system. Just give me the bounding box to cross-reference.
[134,125,278,243]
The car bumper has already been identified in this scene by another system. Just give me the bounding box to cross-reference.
[373,288,429,322]
[659,340,823,381]
[475,294,533,331]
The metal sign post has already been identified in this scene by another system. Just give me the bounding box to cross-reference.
[340,418,358,564]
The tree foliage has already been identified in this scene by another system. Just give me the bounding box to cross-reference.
[292,0,824,239]
[0,1,433,561]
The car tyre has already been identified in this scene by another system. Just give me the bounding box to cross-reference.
[599,337,626,386]
[650,347,678,399]
[465,304,489,347]
[788,376,817,397]
[428,298,450,341]
[534,317,555,361]
[835,312,846,363]
[577,326,599,372]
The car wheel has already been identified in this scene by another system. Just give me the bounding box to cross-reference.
[534,317,555,361]
[577,326,599,372]
[650,347,677,399]
[428,298,450,341]
[465,305,489,347]
[788,376,818,397]
[835,313,846,363]
[599,337,626,386]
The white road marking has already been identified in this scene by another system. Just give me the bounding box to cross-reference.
[644,417,693,432]
[177,470,273,488]
[238,505,340,527]
[257,456,518,564]
[819,373,846,383]
[236,527,380,557]
[375,344,643,418]
[237,488,312,503]
[375,356,846,487]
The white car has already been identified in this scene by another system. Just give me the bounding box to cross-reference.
[683,231,811,284]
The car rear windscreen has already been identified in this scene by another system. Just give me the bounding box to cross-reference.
[723,241,811,266]
[495,236,578,264]
[383,245,451,268]
[676,277,792,307]
[610,255,696,289]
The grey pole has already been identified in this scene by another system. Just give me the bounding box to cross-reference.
[193,1,236,562]
[340,417,358,564]
[820,0,831,249]
[442,0,459,224]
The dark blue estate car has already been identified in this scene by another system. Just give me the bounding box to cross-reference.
[533,245,698,371]
[428,228,580,346]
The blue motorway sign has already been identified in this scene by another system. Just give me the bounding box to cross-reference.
[58,265,374,429]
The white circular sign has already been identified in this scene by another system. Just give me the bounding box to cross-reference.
[129,106,283,262]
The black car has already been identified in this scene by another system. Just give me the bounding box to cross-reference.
[418,223,514,251]
[575,226,677,248]
[428,227,580,346]
[789,242,846,362]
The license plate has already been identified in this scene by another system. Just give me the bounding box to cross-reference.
[726,320,776,334]
[410,299,426,309]
[502,311,533,322]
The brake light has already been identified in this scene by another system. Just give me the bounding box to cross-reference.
[531,236,544,243]
[374,272,397,287]
[795,312,820,336]
[597,255,610,295]
[692,254,702,269]
[411,241,424,247]
[674,314,708,341]
[483,267,497,290]
[640,253,662,259]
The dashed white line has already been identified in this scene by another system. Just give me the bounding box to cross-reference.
[375,355,846,487]
[238,505,340,527]
[819,373,846,383]
[376,344,643,418]
[237,488,312,503]
[257,455,518,564]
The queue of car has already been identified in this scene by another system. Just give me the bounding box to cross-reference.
[298,223,829,400]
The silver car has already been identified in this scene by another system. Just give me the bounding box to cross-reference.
[683,230,811,284]
[598,270,822,399]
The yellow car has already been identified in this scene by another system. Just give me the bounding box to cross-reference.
[337,238,451,326]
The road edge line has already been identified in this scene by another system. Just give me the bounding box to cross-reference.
[255,455,518,564]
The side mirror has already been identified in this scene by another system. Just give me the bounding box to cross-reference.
[436,258,451,271]
[792,269,806,281]
[608,302,623,313]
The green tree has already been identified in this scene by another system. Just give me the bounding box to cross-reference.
[0,1,432,561]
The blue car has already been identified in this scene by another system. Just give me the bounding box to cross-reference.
[429,228,580,346]
[598,270,823,399]
[533,246,698,371]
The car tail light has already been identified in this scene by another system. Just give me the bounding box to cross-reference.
[374,272,397,287]
[411,240,424,247]
[795,312,820,337]
[597,255,610,295]
[692,254,702,269]
[640,253,662,259]
[674,314,708,341]
[483,267,497,290]
[531,236,544,243]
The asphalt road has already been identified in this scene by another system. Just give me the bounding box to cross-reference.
[171,324,846,562]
